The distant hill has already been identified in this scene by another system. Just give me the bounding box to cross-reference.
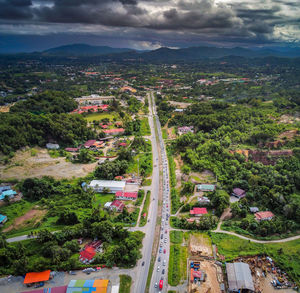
[43,43,134,56]
[138,46,300,60]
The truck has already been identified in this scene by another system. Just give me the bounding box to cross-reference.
[159,280,163,290]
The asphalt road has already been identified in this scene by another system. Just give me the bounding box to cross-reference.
[149,91,171,293]
[132,92,161,293]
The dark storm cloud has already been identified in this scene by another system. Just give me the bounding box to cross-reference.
[0,0,299,47]
[0,0,33,19]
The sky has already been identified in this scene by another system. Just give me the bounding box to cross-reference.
[0,0,300,52]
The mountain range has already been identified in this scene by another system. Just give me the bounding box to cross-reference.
[4,43,300,60]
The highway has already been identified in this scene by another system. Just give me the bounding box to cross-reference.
[132,92,161,293]
[149,91,171,293]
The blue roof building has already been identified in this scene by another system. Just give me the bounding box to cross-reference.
[0,186,11,193]
[0,189,17,200]
[0,214,7,224]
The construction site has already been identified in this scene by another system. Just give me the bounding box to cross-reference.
[234,256,297,293]
[188,234,224,293]
[187,234,297,293]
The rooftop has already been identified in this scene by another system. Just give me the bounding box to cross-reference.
[255,211,274,220]
[24,270,51,284]
[89,180,126,189]
[190,207,208,215]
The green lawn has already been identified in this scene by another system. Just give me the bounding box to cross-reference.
[170,231,183,244]
[93,193,114,208]
[162,129,168,139]
[139,191,151,227]
[140,118,151,136]
[127,153,152,178]
[211,232,300,285]
[142,178,152,186]
[119,275,132,293]
[84,112,119,122]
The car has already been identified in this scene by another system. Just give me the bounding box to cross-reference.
[154,282,158,288]
[159,248,162,253]
[160,242,163,247]
[163,260,166,266]
[161,234,163,239]
[163,249,166,254]
[165,230,167,233]
[142,261,145,266]
[164,238,167,243]
[158,256,161,262]
[157,266,160,272]
[162,269,165,274]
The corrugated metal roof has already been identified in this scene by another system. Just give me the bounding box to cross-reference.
[226,262,254,292]
[89,180,126,188]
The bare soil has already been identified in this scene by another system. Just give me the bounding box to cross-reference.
[198,260,221,293]
[189,234,212,257]
[190,170,215,184]
[3,208,47,232]
[259,273,294,293]
[0,148,97,180]
[169,101,192,108]
[167,127,177,140]
[277,129,298,140]
[278,115,300,124]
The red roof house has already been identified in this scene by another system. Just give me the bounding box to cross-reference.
[24,270,51,284]
[255,211,274,221]
[232,188,246,199]
[119,142,127,147]
[190,207,208,216]
[111,200,125,212]
[79,247,96,263]
[84,140,96,148]
[103,128,125,136]
[115,191,138,201]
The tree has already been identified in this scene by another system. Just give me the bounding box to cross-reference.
[211,190,230,217]
[76,149,94,163]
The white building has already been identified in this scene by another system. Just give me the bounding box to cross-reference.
[88,180,126,193]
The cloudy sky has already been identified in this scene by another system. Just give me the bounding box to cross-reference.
[0,0,300,52]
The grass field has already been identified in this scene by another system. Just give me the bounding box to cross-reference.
[127,153,152,178]
[84,112,119,122]
[139,191,151,227]
[93,193,114,208]
[140,118,151,136]
[170,230,183,244]
[142,178,152,186]
[119,275,132,293]
[211,233,300,285]
[162,129,168,139]
[168,244,187,286]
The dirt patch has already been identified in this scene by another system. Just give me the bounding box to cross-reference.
[189,234,212,257]
[260,273,294,293]
[190,170,215,184]
[278,129,298,140]
[199,260,221,293]
[0,148,97,180]
[174,155,184,188]
[169,101,192,108]
[3,208,47,232]
[167,127,177,140]
[0,104,14,112]
[278,115,300,124]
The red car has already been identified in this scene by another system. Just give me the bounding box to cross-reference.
[163,249,166,254]
[165,230,167,234]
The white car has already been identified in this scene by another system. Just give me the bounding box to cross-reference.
[157,266,160,272]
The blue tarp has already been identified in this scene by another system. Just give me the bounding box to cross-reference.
[0,189,17,200]
[0,214,7,224]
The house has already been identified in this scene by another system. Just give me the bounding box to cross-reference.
[197,184,215,192]
[120,86,137,93]
[232,188,246,199]
[114,176,124,181]
[79,241,102,264]
[84,140,97,148]
[0,189,17,201]
[178,126,194,135]
[0,186,11,193]
[255,211,274,221]
[20,285,67,293]
[65,147,79,152]
[104,202,112,209]
[226,262,254,292]
[190,207,208,217]
[249,207,259,213]
[0,214,7,225]
[174,108,184,112]
[88,180,126,193]
[46,143,59,150]
[115,191,137,201]
[103,128,125,136]
[119,142,127,147]
[197,196,210,205]
[110,200,125,212]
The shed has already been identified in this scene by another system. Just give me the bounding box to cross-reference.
[249,207,259,213]
[226,262,254,292]
[88,180,126,193]
[0,186,11,193]
[197,184,215,192]
[24,270,51,284]
[0,214,7,224]
[46,143,59,150]
[0,189,17,200]
[232,188,246,199]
